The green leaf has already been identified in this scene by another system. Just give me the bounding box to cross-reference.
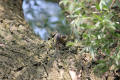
[99,0,112,10]
[66,41,74,47]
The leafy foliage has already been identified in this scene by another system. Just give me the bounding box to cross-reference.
[60,0,120,75]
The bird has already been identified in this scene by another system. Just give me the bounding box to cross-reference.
[22,0,71,40]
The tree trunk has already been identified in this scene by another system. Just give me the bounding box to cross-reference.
[0,0,72,80]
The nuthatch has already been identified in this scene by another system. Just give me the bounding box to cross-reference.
[54,33,67,49]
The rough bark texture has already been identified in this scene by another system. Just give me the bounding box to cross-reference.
[0,0,119,80]
[0,0,72,80]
